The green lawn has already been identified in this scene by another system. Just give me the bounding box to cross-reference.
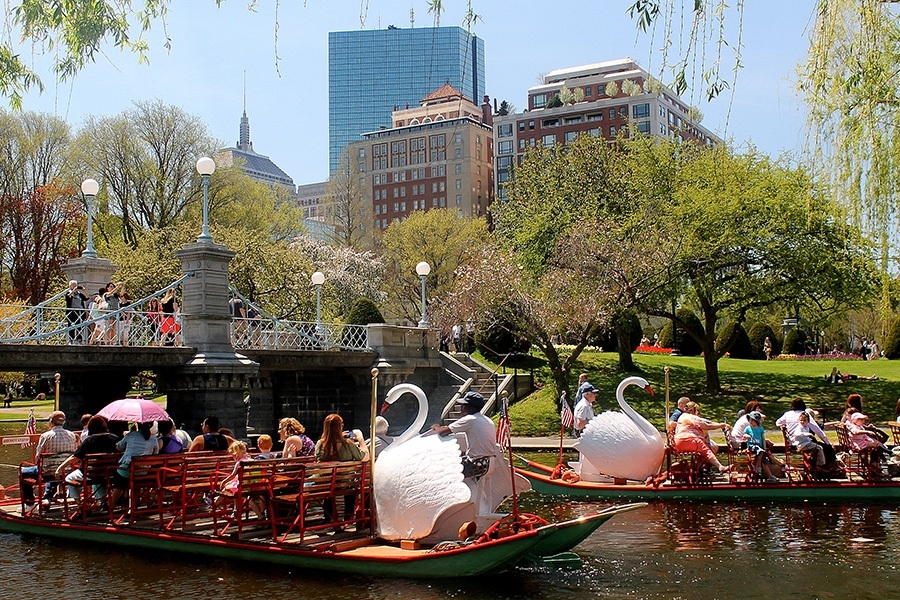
[484,350,900,437]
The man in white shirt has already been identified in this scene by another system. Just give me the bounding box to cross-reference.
[574,384,598,437]
[432,391,496,479]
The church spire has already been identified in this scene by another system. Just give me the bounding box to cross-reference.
[238,71,253,152]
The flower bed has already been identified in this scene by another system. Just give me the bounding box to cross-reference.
[774,352,862,361]
[635,345,672,354]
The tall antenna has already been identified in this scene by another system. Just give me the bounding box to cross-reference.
[410,7,415,27]
[243,70,247,114]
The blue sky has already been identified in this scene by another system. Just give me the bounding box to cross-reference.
[19,1,815,186]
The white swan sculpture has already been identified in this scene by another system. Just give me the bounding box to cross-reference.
[575,376,665,481]
[374,383,524,542]
[374,384,472,541]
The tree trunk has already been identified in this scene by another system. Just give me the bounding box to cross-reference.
[615,319,636,371]
[700,309,721,392]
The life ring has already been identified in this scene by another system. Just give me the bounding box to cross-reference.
[477,513,548,543]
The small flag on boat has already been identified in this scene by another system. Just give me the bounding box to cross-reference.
[22,409,36,448]
[560,395,574,430]
[496,393,511,451]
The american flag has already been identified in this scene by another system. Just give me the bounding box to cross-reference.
[560,394,574,430]
[496,394,511,451]
[22,409,36,448]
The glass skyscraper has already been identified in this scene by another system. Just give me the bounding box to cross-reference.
[328,26,485,173]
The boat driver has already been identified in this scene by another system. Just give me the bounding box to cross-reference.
[431,391,496,479]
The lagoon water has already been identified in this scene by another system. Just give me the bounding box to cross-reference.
[2,424,898,598]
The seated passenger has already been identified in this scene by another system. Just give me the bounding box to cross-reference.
[218,441,264,519]
[19,410,77,512]
[187,416,234,452]
[110,422,158,507]
[730,400,763,449]
[366,416,394,459]
[277,417,315,458]
[157,420,184,454]
[254,434,277,459]
[673,401,731,473]
[315,414,364,462]
[846,412,888,465]
[789,411,826,468]
[742,411,781,482]
[55,415,120,501]
[667,396,690,438]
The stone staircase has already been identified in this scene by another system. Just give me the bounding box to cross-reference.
[439,352,502,426]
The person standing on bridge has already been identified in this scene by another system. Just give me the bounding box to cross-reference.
[64,281,89,345]
[229,293,246,344]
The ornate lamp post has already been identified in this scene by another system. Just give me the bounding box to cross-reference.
[416,261,431,328]
[311,271,325,331]
[195,156,216,243]
[80,178,99,258]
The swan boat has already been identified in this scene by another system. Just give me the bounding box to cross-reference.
[0,374,646,577]
[515,457,900,502]
[518,378,900,502]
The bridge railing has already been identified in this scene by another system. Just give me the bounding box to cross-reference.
[230,317,369,351]
[0,305,185,347]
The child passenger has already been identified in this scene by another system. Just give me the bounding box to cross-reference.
[792,412,826,468]
[219,441,264,519]
[742,411,780,482]
[254,434,277,459]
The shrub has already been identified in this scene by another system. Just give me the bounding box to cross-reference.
[884,319,900,359]
[747,322,780,360]
[346,298,384,325]
[657,308,703,356]
[782,327,808,355]
[715,321,752,359]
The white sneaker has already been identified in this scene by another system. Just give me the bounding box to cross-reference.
[23,503,35,514]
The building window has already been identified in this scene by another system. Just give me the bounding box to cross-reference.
[587,113,603,122]
[518,121,526,132]
[358,148,366,158]
[456,179,462,189]
[528,120,535,130]
[633,103,650,118]
[498,171,509,183]
[498,123,513,137]
[542,134,555,146]
[618,106,627,118]
[499,140,513,154]
[636,121,651,134]
[563,116,582,124]
[456,195,462,205]
[393,203,399,212]
[455,148,462,158]
[519,139,526,150]
[455,133,462,143]
[597,84,605,96]
[584,87,592,97]
[497,156,511,168]
[564,131,578,142]
[532,93,547,108]
[543,118,558,127]
[393,188,399,198]
[400,187,406,197]
[610,126,617,136]
[400,202,406,211]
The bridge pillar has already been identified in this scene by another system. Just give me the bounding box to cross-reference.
[164,242,259,438]
[61,256,118,296]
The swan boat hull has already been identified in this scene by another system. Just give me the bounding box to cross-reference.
[516,458,900,503]
[0,499,642,578]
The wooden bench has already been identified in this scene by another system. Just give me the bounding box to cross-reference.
[62,452,122,521]
[18,452,71,516]
[834,423,878,481]
[158,453,227,531]
[890,422,900,446]
[115,453,186,526]
[210,458,277,537]
[269,460,370,543]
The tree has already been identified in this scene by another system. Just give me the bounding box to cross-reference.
[72,99,218,247]
[0,111,78,302]
[642,140,878,391]
[324,147,373,250]
[380,209,488,323]
[461,135,675,399]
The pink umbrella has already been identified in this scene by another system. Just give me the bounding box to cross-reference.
[96,398,170,423]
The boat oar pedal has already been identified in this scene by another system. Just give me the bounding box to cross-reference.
[400,539,421,550]
[613,477,627,486]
